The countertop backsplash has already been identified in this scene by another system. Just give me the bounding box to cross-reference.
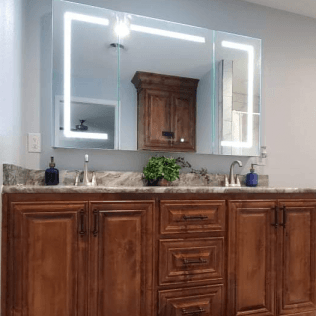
[3,164,269,187]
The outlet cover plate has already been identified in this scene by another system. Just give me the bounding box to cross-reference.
[28,133,41,153]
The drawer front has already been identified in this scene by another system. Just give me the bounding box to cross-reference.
[160,200,226,235]
[159,238,224,285]
[159,285,223,316]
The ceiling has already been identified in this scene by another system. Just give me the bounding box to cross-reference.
[241,0,316,19]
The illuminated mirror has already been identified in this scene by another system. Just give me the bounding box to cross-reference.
[213,31,261,156]
[52,0,262,156]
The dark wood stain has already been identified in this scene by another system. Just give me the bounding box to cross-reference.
[131,71,198,152]
[3,192,316,316]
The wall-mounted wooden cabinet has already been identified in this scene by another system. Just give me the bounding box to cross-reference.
[132,71,199,152]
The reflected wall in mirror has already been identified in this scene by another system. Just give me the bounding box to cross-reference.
[52,0,261,156]
[213,31,261,156]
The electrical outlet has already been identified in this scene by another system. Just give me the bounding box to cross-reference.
[28,133,41,153]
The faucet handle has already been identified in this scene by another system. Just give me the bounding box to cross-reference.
[74,171,80,186]
[224,175,229,187]
[91,172,97,186]
[235,175,241,187]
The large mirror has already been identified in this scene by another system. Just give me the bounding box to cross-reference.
[52,0,261,156]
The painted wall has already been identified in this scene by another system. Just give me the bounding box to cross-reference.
[21,0,316,187]
[0,0,24,306]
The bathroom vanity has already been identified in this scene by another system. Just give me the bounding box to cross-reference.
[2,186,316,316]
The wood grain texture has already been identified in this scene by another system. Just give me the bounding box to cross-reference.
[4,193,316,316]
[147,89,172,148]
[89,201,154,316]
[171,93,195,151]
[1,194,9,316]
[227,200,277,316]
[131,71,198,152]
[10,201,88,316]
[159,238,224,286]
[160,200,226,235]
[159,285,223,316]
[277,200,316,316]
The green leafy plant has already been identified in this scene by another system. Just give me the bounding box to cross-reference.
[143,156,181,182]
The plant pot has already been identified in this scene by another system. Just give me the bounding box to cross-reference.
[146,178,161,186]
[158,179,172,186]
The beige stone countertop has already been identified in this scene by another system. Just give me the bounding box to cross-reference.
[2,185,316,194]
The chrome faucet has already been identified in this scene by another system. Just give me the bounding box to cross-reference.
[225,160,243,187]
[82,154,96,186]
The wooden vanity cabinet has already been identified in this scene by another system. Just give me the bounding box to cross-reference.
[228,200,316,316]
[3,197,154,316]
[131,71,198,152]
[89,201,154,316]
[8,202,89,316]
[158,200,226,316]
[3,193,316,316]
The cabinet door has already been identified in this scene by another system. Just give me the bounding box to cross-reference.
[11,202,88,316]
[144,89,172,149]
[171,93,195,151]
[277,201,316,316]
[90,201,154,316]
[228,201,277,316]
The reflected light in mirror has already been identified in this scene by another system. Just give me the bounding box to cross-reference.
[220,40,254,148]
[130,24,206,43]
[64,12,109,140]
[114,21,130,38]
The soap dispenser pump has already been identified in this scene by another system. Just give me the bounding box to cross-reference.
[246,164,258,187]
[45,157,59,185]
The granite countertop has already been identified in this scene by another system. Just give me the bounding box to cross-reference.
[3,184,316,194]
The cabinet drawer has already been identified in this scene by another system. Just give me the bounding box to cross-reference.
[159,238,224,285]
[160,200,225,235]
[159,285,223,316]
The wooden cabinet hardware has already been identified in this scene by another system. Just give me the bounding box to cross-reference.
[181,307,206,315]
[182,257,208,265]
[271,206,279,228]
[182,214,208,221]
[279,206,286,228]
[79,209,86,236]
[92,209,98,237]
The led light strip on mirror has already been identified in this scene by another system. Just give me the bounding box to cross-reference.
[64,12,109,140]
[220,40,254,148]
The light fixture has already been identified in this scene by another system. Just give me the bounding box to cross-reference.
[130,24,205,43]
[64,12,109,140]
[220,40,254,148]
[114,21,130,38]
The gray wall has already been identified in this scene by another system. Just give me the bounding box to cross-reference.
[19,0,316,186]
[0,0,24,307]
[0,0,23,187]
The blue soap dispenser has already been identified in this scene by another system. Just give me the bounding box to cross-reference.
[246,163,258,187]
[45,157,59,185]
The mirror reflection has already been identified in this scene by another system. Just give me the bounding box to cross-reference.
[52,0,261,156]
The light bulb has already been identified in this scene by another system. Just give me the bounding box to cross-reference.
[114,22,130,38]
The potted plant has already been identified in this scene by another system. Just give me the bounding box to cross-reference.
[143,156,181,186]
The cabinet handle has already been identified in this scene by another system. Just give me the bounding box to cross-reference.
[271,206,278,229]
[181,307,205,315]
[162,131,174,138]
[79,209,85,236]
[183,257,207,265]
[183,215,208,221]
[280,206,286,228]
[93,209,99,237]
